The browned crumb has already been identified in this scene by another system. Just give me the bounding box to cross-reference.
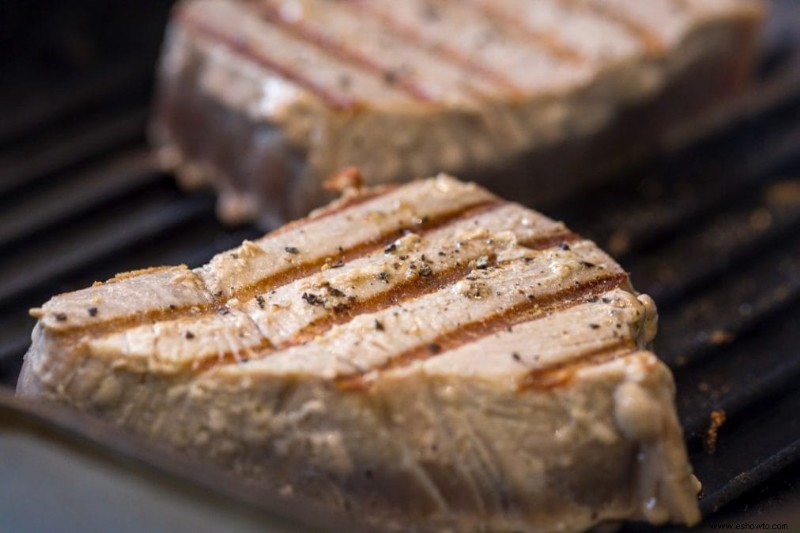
[709,329,735,345]
[324,166,364,193]
[704,409,727,454]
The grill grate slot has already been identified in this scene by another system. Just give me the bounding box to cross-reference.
[556,100,800,259]
[0,107,148,198]
[0,62,153,150]
[0,150,163,251]
[625,176,800,308]
[657,233,800,369]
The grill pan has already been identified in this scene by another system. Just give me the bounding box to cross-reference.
[1,1,799,530]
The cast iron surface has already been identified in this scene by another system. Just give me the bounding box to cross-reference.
[1,1,799,530]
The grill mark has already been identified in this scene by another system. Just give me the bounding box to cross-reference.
[467,0,586,64]
[521,232,580,252]
[266,184,398,238]
[342,0,526,97]
[558,0,666,55]
[49,199,504,340]
[517,339,636,390]
[253,1,437,103]
[281,231,580,345]
[176,8,357,109]
[237,199,504,302]
[151,230,581,373]
[337,272,629,390]
[668,0,692,12]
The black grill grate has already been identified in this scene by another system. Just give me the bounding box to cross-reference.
[1,1,800,529]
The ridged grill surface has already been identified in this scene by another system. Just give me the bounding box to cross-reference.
[1,0,799,528]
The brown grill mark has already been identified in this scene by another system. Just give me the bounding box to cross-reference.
[236,199,504,303]
[169,258,623,375]
[66,228,583,374]
[186,230,582,371]
[50,199,504,340]
[468,0,586,64]
[266,184,398,237]
[342,0,526,96]
[336,272,629,390]
[669,0,692,12]
[558,0,665,55]
[253,1,437,103]
[285,231,579,344]
[517,339,636,389]
[176,7,357,109]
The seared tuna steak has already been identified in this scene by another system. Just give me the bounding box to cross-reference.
[19,175,700,532]
[151,0,764,225]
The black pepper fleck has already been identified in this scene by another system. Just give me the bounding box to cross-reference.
[302,292,324,306]
[219,307,230,316]
[580,261,597,268]
[589,323,600,329]
[169,304,177,310]
[55,313,68,322]
[512,352,521,362]
[327,287,345,297]
[560,242,571,251]
[384,69,399,85]
[384,242,397,254]
[475,256,490,269]
[331,259,345,268]
[87,307,98,317]
[256,295,266,309]
[419,265,433,277]
[375,319,385,331]
[427,343,442,354]
[185,331,195,340]
[284,246,300,254]
[378,271,390,283]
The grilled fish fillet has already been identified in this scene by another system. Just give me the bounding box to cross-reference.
[151,0,764,225]
[18,175,700,532]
